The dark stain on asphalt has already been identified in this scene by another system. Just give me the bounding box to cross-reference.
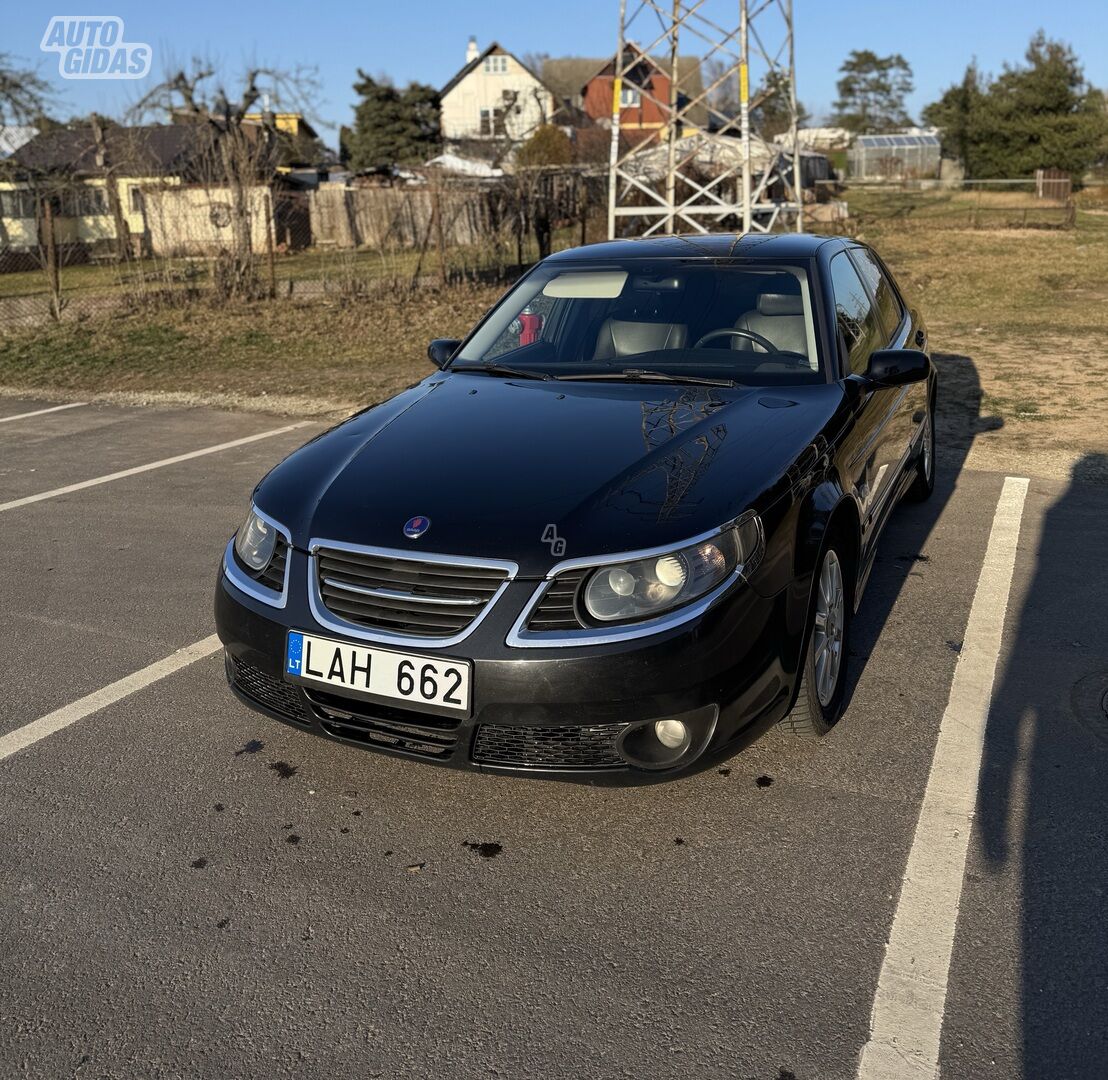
[269,761,298,779]
[674,837,685,846]
[463,841,503,859]
[896,552,930,564]
[287,834,301,845]
[234,739,265,756]
[718,767,731,777]
[384,849,393,857]
[352,810,363,817]
[213,803,225,812]
[190,858,208,870]
[755,775,774,788]
[216,918,230,929]
[779,1070,798,1080]
[340,827,350,834]
[946,639,964,653]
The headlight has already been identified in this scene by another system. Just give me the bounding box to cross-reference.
[234,507,277,572]
[581,513,763,624]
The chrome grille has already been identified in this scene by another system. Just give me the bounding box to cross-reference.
[525,570,588,633]
[314,546,511,639]
[256,538,288,592]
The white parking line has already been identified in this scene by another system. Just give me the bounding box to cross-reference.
[0,402,88,424]
[0,421,310,514]
[857,475,1030,1080]
[0,635,222,763]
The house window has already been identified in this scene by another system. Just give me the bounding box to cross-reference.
[620,85,642,108]
[483,55,508,74]
[130,186,144,213]
[60,185,108,217]
[479,108,507,137]
[0,189,38,218]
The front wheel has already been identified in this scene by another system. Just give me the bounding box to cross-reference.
[780,545,850,739]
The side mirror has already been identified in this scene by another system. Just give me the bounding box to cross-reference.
[428,338,462,369]
[865,348,930,386]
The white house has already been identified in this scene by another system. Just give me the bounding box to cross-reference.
[440,39,557,141]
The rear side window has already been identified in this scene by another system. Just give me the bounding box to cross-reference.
[829,252,886,376]
[850,247,903,338]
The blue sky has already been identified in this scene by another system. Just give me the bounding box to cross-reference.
[8,0,1107,142]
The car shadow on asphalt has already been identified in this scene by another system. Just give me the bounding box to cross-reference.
[842,351,1000,711]
[968,452,1108,1076]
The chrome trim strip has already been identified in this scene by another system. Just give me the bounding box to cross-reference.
[505,512,764,649]
[221,505,292,610]
[320,578,484,607]
[308,537,518,648]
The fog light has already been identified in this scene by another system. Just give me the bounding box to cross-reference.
[654,718,689,750]
[615,705,719,772]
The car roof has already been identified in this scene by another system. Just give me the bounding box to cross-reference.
[543,232,845,263]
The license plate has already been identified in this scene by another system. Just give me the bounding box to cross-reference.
[285,631,471,714]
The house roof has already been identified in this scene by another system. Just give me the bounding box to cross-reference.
[543,48,707,126]
[12,124,215,177]
[541,58,603,104]
[440,41,557,103]
[0,125,38,159]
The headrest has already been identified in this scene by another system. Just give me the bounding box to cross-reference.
[757,293,804,317]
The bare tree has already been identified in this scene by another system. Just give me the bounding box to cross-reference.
[131,61,320,298]
[0,53,52,124]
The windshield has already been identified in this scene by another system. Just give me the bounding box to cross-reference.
[453,259,823,386]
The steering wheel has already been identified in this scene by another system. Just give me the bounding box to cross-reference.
[693,327,778,352]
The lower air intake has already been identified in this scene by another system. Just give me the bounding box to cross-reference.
[472,722,627,769]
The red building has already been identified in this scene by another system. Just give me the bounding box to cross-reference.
[549,45,705,147]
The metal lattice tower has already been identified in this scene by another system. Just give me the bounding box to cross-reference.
[606,0,804,238]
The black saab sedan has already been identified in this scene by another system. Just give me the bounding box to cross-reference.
[216,233,935,779]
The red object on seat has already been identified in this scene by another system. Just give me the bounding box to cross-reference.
[518,311,543,346]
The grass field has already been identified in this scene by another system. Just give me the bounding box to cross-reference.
[853,209,1108,479]
[1,205,1105,482]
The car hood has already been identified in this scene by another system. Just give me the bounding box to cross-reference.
[255,373,843,577]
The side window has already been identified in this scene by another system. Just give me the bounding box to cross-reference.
[851,247,903,338]
[829,252,885,376]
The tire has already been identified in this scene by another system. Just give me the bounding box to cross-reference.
[905,397,936,502]
[780,542,851,739]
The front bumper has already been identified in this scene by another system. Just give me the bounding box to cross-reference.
[214,555,794,780]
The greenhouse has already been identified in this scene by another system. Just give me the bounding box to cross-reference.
[847,133,941,180]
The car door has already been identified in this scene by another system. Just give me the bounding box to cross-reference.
[828,250,901,543]
[849,245,924,471]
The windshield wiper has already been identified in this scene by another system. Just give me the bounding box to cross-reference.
[450,362,552,381]
[557,368,737,388]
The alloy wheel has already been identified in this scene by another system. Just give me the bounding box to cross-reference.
[922,410,934,483]
[811,549,845,707]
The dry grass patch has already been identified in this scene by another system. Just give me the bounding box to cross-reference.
[857,221,1108,478]
[0,282,502,416]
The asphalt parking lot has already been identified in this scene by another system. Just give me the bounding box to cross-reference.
[1,396,1106,1080]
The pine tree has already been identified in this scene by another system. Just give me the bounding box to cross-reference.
[344,70,440,170]
[923,34,1108,178]
[831,51,914,134]
[752,70,811,141]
